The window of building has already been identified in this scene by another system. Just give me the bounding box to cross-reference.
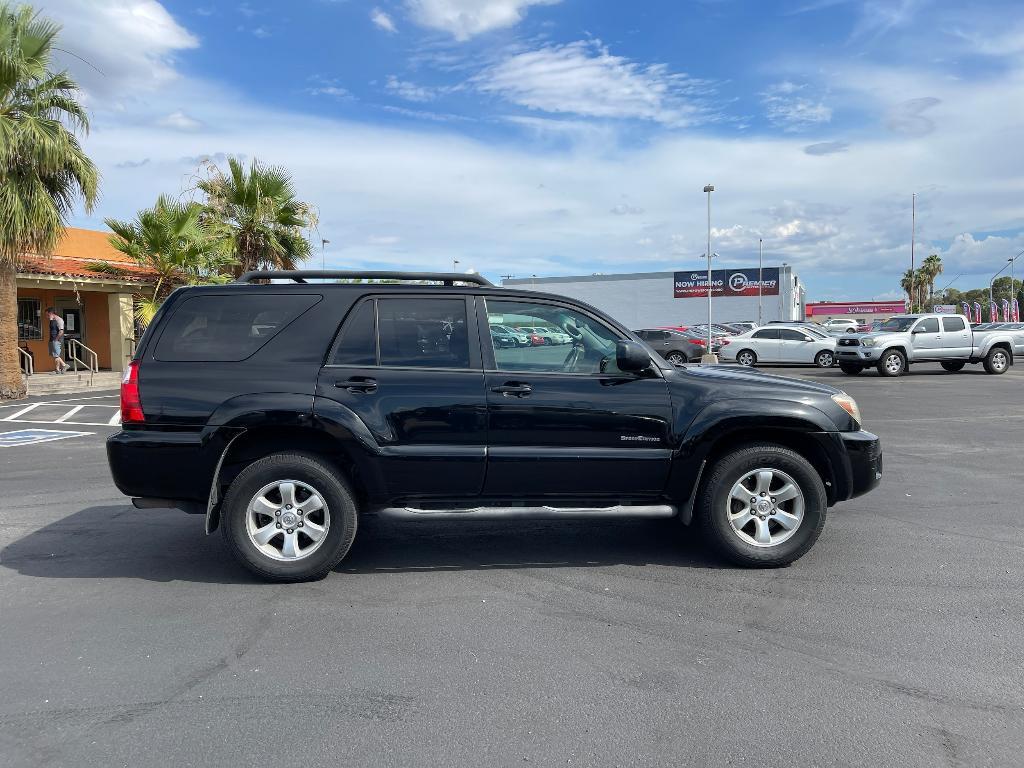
[17,298,42,341]
[154,293,321,362]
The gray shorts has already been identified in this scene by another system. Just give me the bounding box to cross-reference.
[50,341,62,357]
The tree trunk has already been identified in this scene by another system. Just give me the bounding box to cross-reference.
[0,260,28,400]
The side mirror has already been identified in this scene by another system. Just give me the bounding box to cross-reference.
[616,340,651,372]
[803,336,814,342]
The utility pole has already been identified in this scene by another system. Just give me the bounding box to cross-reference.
[702,184,717,363]
[910,193,916,312]
[453,258,460,273]
[758,237,763,326]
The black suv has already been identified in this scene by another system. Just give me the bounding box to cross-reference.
[107,271,882,582]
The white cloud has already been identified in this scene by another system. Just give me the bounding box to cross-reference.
[368,235,401,245]
[44,0,198,99]
[475,40,715,126]
[250,25,271,39]
[760,82,832,131]
[886,97,941,137]
[157,110,202,130]
[610,203,644,216]
[306,78,351,100]
[406,0,561,41]
[385,75,440,102]
[370,8,397,33]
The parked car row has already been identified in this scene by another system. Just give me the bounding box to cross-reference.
[489,323,572,347]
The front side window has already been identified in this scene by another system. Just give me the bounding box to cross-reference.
[377,298,469,368]
[942,317,966,332]
[486,299,625,374]
[779,329,809,341]
[914,318,940,334]
[155,293,321,362]
[753,329,779,339]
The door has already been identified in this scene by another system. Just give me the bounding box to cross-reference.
[57,304,83,359]
[747,328,780,361]
[316,295,487,498]
[940,316,972,358]
[910,317,942,358]
[778,328,816,362]
[480,298,673,497]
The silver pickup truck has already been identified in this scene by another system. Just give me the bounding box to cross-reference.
[835,313,1016,377]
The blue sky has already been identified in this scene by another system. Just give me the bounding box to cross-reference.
[42,0,1024,301]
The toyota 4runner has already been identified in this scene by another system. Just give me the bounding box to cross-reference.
[107,271,882,582]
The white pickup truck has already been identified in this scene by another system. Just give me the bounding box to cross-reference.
[835,313,1016,377]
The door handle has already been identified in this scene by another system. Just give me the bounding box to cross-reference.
[492,382,532,397]
[335,377,377,393]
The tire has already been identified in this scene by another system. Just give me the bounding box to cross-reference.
[984,347,1010,375]
[839,363,862,375]
[814,350,835,368]
[940,361,966,372]
[736,349,757,367]
[220,452,358,582]
[876,348,906,377]
[694,443,827,567]
[666,351,686,366]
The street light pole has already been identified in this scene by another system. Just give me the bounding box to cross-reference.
[910,193,916,312]
[758,237,763,327]
[453,258,460,273]
[702,184,717,363]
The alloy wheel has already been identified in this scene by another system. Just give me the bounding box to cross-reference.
[884,353,903,375]
[245,479,330,561]
[726,468,805,548]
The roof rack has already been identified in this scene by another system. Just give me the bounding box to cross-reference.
[233,270,495,287]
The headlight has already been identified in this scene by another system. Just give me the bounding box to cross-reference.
[831,393,862,426]
[861,337,876,347]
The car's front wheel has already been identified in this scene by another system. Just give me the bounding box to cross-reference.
[220,453,358,582]
[877,349,906,377]
[695,443,827,567]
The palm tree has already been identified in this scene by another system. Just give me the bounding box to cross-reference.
[922,253,943,304]
[196,157,315,278]
[106,195,235,327]
[900,269,916,311]
[0,3,98,399]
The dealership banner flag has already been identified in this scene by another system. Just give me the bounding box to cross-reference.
[1014,299,1020,323]
[989,302,998,322]
[974,302,983,323]
[961,301,971,318]
[1002,299,1011,322]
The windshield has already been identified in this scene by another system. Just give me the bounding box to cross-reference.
[876,317,917,332]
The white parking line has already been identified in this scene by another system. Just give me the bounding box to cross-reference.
[3,403,42,421]
[54,405,85,423]
[108,410,122,426]
[0,394,119,409]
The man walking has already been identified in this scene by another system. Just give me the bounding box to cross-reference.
[45,307,68,374]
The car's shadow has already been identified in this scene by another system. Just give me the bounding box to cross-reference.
[0,506,724,583]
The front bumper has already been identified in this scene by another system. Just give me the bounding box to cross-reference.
[836,346,882,362]
[838,429,882,500]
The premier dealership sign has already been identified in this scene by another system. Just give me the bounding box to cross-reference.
[674,268,780,299]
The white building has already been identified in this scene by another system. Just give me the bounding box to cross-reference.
[504,266,805,329]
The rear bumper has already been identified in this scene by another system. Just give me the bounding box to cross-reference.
[106,428,224,502]
[837,430,882,501]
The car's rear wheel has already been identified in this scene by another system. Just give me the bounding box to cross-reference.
[220,453,358,582]
[941,361,966,372]
[983,347,1010,375]
[736,349,756,367]
[666,351,686,365]
[838,363,862,375]
[814,350,835,368]
[877,349,906,377]
[695,443,827,567]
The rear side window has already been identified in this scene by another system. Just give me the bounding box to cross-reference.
[377,298,470,368]
[942,317,966,332]
[331,301,377,366]
[154,293,320,362]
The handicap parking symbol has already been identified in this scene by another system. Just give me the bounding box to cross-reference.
[0,429,94,447]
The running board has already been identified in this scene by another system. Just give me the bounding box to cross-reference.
[377,504,677,521]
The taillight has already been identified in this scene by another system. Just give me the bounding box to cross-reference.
[721,339,730,346]
[121,360,144,424]
[692,338,706,346]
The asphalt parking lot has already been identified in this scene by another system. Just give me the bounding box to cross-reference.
[1,366,1022,767]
